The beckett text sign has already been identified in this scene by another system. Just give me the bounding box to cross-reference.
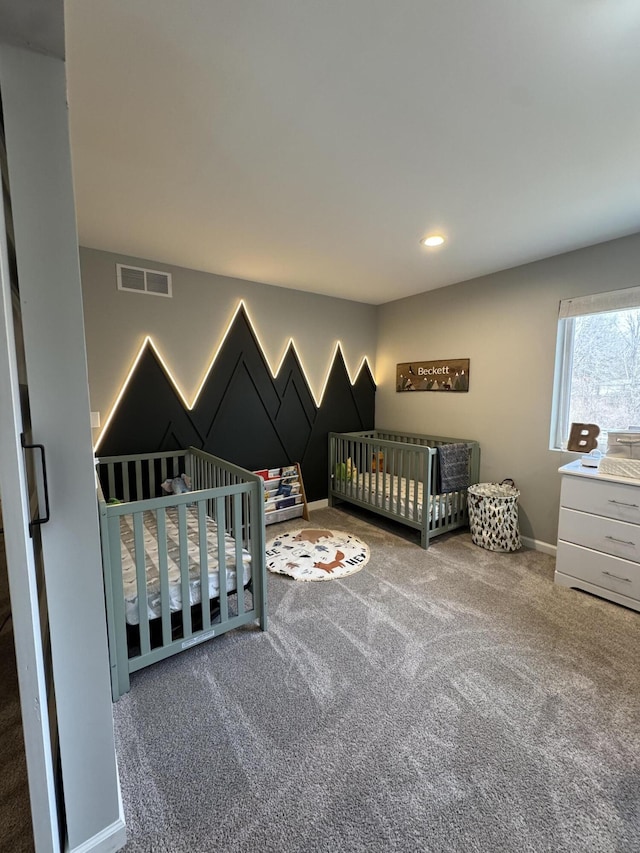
[396,359,470,392]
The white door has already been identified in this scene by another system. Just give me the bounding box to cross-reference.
[0,135,61,850]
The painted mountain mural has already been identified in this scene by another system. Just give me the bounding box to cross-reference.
[97,307,375,500]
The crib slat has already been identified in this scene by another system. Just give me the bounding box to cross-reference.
[134,460,143,501]
[198,501,211,631]
[107,464,116,502]
[109,517,130,694]
[148,462,156,501]
[233,493,244,614]
[134,512,151,656]
[122,464,130,503]
[216,497,228,623]
[405,451,411,520]
[156,508,171,647]
[178,504,192,638]
[415,452,421,523]
[160,457,167,484]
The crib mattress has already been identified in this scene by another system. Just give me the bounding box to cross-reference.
[119,506,252,625]
[343,473,461,521]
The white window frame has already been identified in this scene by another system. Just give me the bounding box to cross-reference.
[550,285,640,450]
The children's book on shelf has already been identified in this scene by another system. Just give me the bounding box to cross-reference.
[253,462,309,525]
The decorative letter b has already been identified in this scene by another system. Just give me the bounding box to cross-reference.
[567,422,600,452]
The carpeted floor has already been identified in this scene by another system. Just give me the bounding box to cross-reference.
[0,529,34,853]
[114,507,640,853]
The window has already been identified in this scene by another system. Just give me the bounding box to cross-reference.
[550,286,640,450]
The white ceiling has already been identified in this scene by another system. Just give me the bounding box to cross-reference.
[64,0,640,305]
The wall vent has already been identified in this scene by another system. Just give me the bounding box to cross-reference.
[116,264,172,298]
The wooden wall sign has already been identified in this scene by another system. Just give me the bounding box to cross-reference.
[396,359,470,392]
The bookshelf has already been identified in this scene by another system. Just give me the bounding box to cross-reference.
[253,462,310,525]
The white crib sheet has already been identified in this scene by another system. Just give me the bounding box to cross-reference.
[119,506,252,625]
[346,473,456,521]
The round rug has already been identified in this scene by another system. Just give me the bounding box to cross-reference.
[265,528,370,581]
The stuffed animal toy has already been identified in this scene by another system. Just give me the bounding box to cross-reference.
[161,473,192,495]
[335,457,357,480]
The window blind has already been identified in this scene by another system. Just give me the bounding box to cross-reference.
[558,285,640,319]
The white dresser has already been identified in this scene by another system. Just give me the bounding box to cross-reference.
[556,460,640,612]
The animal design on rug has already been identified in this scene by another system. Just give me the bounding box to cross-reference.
[293,529,333,544]
[314,550,345,573]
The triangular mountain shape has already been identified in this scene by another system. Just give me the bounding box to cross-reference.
[352,361,376,428]
[203,361,288,471]
[272,344,316,462]
[95,310,376,501]
[192,307,280,440]
[272,344,317,425]
[302,348,375,500]
[97,346,203,457]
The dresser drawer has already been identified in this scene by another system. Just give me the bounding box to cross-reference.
[556,541,640,600]
[560,475,640,523]
[558,508,640,564]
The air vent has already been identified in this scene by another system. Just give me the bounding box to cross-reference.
[116,264,172,298]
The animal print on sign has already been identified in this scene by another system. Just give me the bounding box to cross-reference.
[266,529,370,581]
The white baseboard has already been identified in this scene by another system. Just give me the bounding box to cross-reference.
[309,503,556,556]
[66,800,126,853]
[521,536,556,556]
[307,498,329,511]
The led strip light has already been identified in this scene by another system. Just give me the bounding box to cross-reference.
[94,299,375,451]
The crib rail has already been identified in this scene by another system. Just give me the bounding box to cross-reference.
[97,447,266,700]
[96,449,190,504]
[329,430,480,548]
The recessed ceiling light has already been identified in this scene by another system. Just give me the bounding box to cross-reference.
[421,234,445,247]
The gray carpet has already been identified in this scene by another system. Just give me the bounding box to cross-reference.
[114,507,640,853]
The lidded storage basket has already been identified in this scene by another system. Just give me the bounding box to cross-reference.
[606,430,640,460]
[468,480,521,552]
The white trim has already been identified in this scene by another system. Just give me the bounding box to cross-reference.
[66,773,125,853]
[66,817,126,853]
[116,263,172,298]
[521,536,557,556]
[307,498,329,511]
[558,285,640,318]
[549,316,575,450]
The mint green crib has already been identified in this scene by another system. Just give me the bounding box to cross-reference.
[329,430,480,549]
[96,447,267,700]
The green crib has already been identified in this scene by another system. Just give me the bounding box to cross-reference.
[96,447,267,700]
[329,430,480,549]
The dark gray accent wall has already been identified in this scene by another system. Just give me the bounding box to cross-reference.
[97,307,375,500]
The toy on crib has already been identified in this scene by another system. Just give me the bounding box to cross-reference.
[161,474,192,495]
[335,457,357,480]
[371,452,384,473]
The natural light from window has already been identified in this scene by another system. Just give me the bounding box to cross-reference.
[569,308,640,442]
[551,287,640,451]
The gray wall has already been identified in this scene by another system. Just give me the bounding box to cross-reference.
[83,233,640,547]
[80,247,378,444]
[376,232,640,547]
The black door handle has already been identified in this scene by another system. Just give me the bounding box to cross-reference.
[21,434,50,536]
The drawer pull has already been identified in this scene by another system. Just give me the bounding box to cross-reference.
[607,500,639,509]
[602,570,632,583]
[604,535,636,546]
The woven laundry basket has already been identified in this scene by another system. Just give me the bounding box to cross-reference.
[468,480,521,552]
